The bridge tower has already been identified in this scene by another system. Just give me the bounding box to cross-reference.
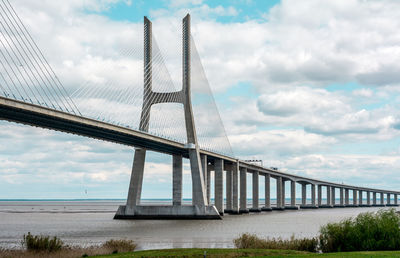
[114,14,220,219]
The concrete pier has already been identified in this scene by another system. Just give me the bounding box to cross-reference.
[320,185,333,208]
[291,181,296,206]
[395,194,398,206]
[311,184,316,207]
[206,165,212,205]
[173,155,183,206]
[345,188,349,206]
[373,192,377,205]
[215,159,224,215]
[239,167,248,213]
[318,185,322,206]
[225,165,233,212]
[262,174,272,211]
[353,190,358,206]
[359,190,363,206]
[232,163,239,213]
[340,188,344,206]
[387,193,391,205]
[302,184,306,206]
[276,177,284,210]
[331,187,336,206]
[250,171,261,212]
[367,191,371,206]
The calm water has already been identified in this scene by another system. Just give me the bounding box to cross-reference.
[0,200,398,250]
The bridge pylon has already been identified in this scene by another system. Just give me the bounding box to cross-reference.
[114,14,221,219]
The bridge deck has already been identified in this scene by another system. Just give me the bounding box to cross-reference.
[0,96,399,195]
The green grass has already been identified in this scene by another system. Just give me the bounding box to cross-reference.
[95,248,400,257]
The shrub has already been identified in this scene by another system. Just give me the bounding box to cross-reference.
[21,232,64,252]
[102,239,137,253]
[233,233,318,252]
[319,208,400,252]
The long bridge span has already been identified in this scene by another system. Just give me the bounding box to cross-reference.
[0,0,398,219]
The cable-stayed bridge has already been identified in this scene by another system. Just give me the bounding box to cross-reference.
[0,0,398,219]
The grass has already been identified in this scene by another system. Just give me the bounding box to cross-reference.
[234,233,318,252]
[21,232,63,252]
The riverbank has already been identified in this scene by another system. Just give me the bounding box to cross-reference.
[85,248,400,258]
[3,248,400,258]
[97,248,400,257]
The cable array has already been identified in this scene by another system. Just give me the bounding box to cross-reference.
[0,0,80,115]
[190,36,234,157]
[1,2,234,157]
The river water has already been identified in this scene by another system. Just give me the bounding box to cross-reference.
[0,200,398,250]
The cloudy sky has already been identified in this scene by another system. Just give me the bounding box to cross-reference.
[1,0,400,200]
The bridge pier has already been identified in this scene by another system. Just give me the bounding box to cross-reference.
[173,155,183,206]
[262,174,272,211]
[345,188,349,206]
[239,167,248,213]
[232,163,239,213]
[250,171,261,212]
[225,164,233,213]
[275,177,284,210]
[339,188,344,207]
[395,194,398,206]
[318,185,322,206]
[311,184,316,207]
[353,189,358,207]
[359,190,364,206]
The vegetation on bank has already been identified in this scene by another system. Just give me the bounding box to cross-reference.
[234,233,318,252]
[320,208,400,252]
[234,209,400,253]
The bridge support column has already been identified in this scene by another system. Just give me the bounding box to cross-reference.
[282,180,286,208]
[340,188,344,206]
[395,194,398,206]
[207,165,212,205]
[359,190,363,206]
[200,154,208,205]
[276,177,283,210]
[302,184,306,206]
[345,188,349,206]
[353,190,358,206]
[387,193,391,205]
[250,171,260,212]
[125,148,146,211]
[367,191,371,206]
[311,184,316,207]
[318,185,322,206]
[373,192,377,205]
[286,180,298,210]
[225,164,233,213]
[331,187,336,206]
[326,186,331,207]
[380,192,384,205]
[232,163,239,214]
[291,181,296,206]
[173,155,183,206]
[215,159,224,215]
[239,167,248,213]
[262,174,272,211]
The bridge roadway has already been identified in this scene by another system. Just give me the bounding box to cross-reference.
[1,96,399,213]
